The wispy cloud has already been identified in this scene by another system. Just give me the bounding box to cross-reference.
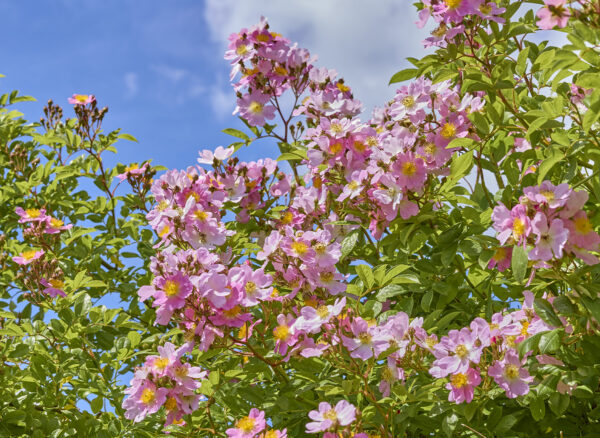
[124,72,139,98]
[150,64,206,105]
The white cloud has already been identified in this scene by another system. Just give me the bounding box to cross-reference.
[203,0,433,116]
[124,72,139,98]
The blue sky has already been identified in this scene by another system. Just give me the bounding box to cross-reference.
[0,0,431,170]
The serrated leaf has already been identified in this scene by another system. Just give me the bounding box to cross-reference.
[340,229,360,260]
[355,264,375,289]
[538,329,561,354]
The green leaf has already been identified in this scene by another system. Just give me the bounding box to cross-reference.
[552,296,576,315]
[534,299,563,327]
[511,245,528,284]
[537,148,563,183]
[582,89,600,132]
[389,68,418,84]
[378,284,407,301]
[581,297,600,323]
[222,128,250,142]
[538,329,561,354]
[356,265,375,289]
[340,229,360,260]
[442,413,459,437]
[549,393,570,416]
[127,331,141,348]
[516,47,530,76]
[118,133,138,142]
[91,396,103,414]
[529,396,545,421]
[518,331,543,358]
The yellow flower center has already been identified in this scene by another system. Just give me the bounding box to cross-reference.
[22,250,37,261]
[336,82,350,93]
[348,180,360,190]
[492,247,507,261]
[450,373,468,388]
[353,140,367,152]
[402,161,417,176]
[441,123,457,139]
[245,281,257,294]
[402,96,415,108]
[329,142,342,155]
[257,33,270,42]
[316,305,330,319]
[358,332,373,345]
[75,94,90,103]
[323,408,338,422]
[320,271,335,283]
[313,243,326,256]
[236,44,248,55]
[366,136,378,147]
[248,101,263,114]
[49,279,64,288]
[174,365,188,378]
[381,366,394,381]
[26,208,41,218]
[540,190,555,202]
[281,211,294,224]
[224,305,242,319]
[154,357,170,370]
[512,218,525,238]
[237,416,256,432]
[291,241,309,256]
[140,388,155,404]
[424,142,437,156]
[505,335,517,348]
[50,218,64,228]
[455,344,468,358]
[479,3,492,14]
[425,336,438,349]
[505,364,520,379]
[275,66,288,76]
[165,397,178,411]
[445,0,462,9]
[158,225,170,238]
[264,431,278,438]
[330,122,344,134]
[125,163,139,172]
[194,210,209,221]
[158,200,169,211]
[574,216,593,235]
[273,324,290,341]
[163,280,180,297]
[520,321,529,337]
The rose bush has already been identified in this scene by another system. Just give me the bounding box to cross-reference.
[3,0,600,436]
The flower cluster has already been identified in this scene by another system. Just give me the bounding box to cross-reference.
[11,206,73,298]
[122,342,207,426]
[536,0,571,29]
[416,0,506,48]
[124,16,588,434]
[227,408,287,438]
[491,180,600,269]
